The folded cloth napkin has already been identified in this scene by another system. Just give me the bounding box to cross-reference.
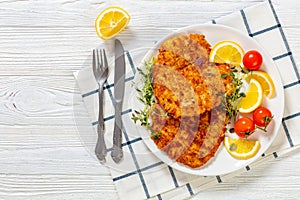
[74,1,300,199]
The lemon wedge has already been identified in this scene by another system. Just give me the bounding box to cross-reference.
[210,40,244,66]
[238,79,263,113]
[224,137,260,159]
[95,6,130,40]
[243,70,275,98]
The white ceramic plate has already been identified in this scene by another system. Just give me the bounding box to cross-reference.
[131,24,284,176]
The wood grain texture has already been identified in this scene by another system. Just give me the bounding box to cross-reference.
[0,0,299,199]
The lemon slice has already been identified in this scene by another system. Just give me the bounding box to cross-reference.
[95,6,130,40]
[224,137,260,159]
[210,40,244,65]
[243,71,275,98]
[238,79,263,113]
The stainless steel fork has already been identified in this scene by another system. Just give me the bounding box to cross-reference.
[93,49,109,163]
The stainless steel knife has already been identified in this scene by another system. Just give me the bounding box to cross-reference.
[111,39,125,163]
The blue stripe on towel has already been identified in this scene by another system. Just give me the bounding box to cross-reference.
[126,50,137,75]
[216,175,222,183]
[141,161,164,172]
[283,81,300,89]
[273,52,292,61]
[283,112,300,121]
[82,82,113,98]
[82,76,134,98]
[186,183,194,196]
[246,166,251,171]
[112,161,164,182]
[92,109,132,125]
[106,137,142,152]
[240,9,252,36]
[82,89,98,98]
[157,194,162,200]
[282,119,294,147]
[112,171,138,182]
[168,166,179,188]
[251,24,281,37]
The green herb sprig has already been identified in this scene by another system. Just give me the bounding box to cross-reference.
[220,69,246,120]
[131,58,161,138]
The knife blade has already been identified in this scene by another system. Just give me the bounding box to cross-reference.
[111,39,125,163]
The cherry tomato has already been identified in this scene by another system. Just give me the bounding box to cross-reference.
[243,50,263,70]
[253,107,273,127]
[234,117,255,138]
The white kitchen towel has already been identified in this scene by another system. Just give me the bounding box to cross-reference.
[74,1,300,199]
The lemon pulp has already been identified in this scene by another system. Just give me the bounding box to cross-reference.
[224,137,261,159]
[95,6,130,40]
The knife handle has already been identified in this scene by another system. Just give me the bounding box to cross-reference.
[111,101,123,163]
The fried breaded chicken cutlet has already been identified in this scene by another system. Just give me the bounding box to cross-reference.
[150,104,227,168]
[152,34,233,118]
[150,34,234,168]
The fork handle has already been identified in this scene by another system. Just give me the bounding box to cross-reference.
[97,86,105,131]
[95,86,107,163]
[111,101,123,163]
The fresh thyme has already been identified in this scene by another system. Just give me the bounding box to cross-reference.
[220,68,246,120]
[131,57,161,138]
[148,126,162,140]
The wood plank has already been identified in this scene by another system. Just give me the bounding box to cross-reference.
[0,76,91,125]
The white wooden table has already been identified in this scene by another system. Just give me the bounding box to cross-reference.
[0,0,300,199]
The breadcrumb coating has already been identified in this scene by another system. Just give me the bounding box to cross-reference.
[150,34,233,168]
[150,104,227,168]
[152,34,233,118]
